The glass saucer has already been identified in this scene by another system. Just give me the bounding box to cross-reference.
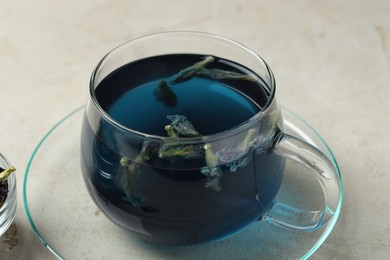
[23,107,342,260]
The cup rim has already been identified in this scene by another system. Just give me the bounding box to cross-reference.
[89,31,276,143]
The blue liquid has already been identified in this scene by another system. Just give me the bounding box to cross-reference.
[108,77,259,136]
[81,54,284,244]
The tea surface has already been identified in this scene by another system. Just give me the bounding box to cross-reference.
[95,54,269,136]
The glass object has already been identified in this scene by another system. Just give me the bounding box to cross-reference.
[0,153,17,237]
[81,32,341,244]
[23,107,342,259]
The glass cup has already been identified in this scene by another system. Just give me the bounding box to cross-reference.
[0,153,17,238]
[80,31,341,245]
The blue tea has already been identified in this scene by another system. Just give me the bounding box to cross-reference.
[81,54,284,244]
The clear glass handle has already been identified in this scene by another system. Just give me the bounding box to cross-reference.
[262,134,341,231]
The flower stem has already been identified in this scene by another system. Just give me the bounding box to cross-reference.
[0,166,16,182]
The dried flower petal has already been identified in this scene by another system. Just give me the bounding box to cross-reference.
[167,115,200,137]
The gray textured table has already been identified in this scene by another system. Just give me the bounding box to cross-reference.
[1,0,389,259]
